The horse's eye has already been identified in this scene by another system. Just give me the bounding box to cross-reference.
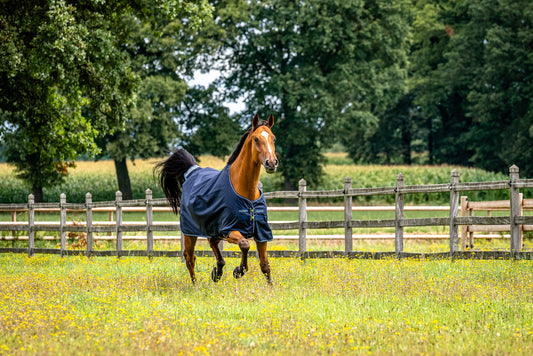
[254,137,259,143]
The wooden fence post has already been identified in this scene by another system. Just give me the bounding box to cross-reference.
[449,169,460,254]
[509,165,520,253]
[28,194,35,257]
[60,193,67,257]
[395,173,404,258]
[146,188,154,257]
[86,193,93,257]
[115,191,123,257]
[11,210,16,245]
[298,179,307,255]
[344,176,353,254]
[519,193,524,251]
[460,196,468,250]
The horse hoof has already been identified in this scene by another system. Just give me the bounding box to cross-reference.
[233,266,245,279]
[211,267,222,282]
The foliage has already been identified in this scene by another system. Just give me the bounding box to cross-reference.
[0,0,211,201]
[359,0,533,176]
[179,86,242,159]
[200,0,411,189]
[2,0,532,200]
[346,93,427,165]
[1,254,532,355]
[97,11,190,199]
[454,0,533,176]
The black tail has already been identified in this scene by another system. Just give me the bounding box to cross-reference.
[154,149,197,215]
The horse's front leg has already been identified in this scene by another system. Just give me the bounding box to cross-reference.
[256,241,272,284]
[227,231,249,279]
[208,237,225,282]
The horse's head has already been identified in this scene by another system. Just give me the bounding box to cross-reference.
[250,114,278,174]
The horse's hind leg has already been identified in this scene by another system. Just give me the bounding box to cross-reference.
[227,231,249,279]
[256,241,272,284]
[208,237,225,282]
[183,235,198,283]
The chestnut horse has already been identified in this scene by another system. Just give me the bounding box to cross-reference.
[155,114,278,284]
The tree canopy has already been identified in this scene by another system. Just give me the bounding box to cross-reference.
[355,0,533,178]
[0,0,211,201]
[200,0,411,189]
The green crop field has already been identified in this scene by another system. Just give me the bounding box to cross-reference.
[0,153,521,204]
[1,254,532,355]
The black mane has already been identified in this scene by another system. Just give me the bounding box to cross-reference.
[227,120,269,165]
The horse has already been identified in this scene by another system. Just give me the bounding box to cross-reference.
[154,114,278,284]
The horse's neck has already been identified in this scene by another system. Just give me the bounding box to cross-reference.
[230,149,261,201]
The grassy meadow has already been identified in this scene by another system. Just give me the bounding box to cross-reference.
[1,254,532,355]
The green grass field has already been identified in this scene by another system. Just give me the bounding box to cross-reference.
[1,254,532,355]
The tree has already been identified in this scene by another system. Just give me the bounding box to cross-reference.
[98,14,188,200]
[97,3,235,200]
[348,93,425,165]
[204,0,411,189]
[409,0,533,176]
[456,0,533,176]
[0,0,211,201]
[407,0,474,166]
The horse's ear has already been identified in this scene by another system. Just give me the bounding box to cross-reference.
[267,114,274,128]
[252,114,260,130]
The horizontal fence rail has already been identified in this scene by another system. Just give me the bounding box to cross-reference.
[1,165,533,260]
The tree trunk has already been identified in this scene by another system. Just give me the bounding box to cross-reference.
[283,175,295,191]
[401,116,412,165]
[428,116,434,165]
[114,158,133,200]
[32,184,44,203]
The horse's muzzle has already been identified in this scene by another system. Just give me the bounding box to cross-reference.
[264,159,278,174]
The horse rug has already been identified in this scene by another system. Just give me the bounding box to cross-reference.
[180,165,273,242]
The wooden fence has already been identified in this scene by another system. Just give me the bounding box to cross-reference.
[461,194,533,250]
[1,165,533,260]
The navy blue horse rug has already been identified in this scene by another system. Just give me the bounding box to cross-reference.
[180,165,273,242]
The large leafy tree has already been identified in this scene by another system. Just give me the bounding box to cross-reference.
[407,0,474,166]
[350,93,425,165]
[350,0,469,166]
[0,0,210,201]
[409,0,533,176]
[456,0,533,176]
[98,4,239,200]
[98,14,189,200]
[204,0,411,189]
